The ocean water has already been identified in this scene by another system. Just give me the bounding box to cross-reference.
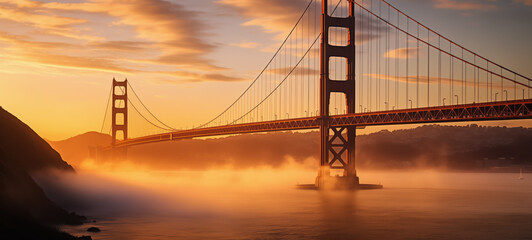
[55,170,532,240]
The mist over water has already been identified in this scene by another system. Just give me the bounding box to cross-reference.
[35,161,532,240]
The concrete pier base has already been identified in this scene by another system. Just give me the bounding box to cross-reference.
[296,176,382,190]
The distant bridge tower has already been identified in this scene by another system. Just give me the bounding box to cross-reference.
[317,0,358,187]
[111,78,128,147]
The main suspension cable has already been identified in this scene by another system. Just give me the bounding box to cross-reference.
[127,81,177,131]
[197,0,317,128]
[100,82,113,133]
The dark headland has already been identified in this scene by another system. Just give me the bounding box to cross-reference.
[0,107,90,240]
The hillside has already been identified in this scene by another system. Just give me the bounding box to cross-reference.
[356,125,532,170]
[0,107,88,239]
[50,124,532,172]
[0,108,74,172]
[49,131,111,167]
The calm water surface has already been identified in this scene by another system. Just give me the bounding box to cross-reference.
[58,170,532,240]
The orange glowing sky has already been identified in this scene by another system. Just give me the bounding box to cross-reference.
[0,0,531,140]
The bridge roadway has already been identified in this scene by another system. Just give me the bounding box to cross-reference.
[111,99,532,149]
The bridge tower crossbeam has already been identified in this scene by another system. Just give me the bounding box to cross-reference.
[317,0,359,187]
[111,78,128,157]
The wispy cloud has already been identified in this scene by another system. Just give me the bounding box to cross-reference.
[156,71,247,83]
[367,73,493,88]
[230,41,261,49]
[514,0,532,6]
[219,0,389,46]
[88,41,154,52]
[0,32,77,50]
[217,0,310,38]
[43,0,219,68]
[0,31,133,73]
[0,1,101,41]
[433,0,497,11]
[384,47,420,60]
[24,52,135,74]
[0,0,244,83]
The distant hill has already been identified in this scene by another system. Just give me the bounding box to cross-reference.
[48,131,111,167]
[51,124,532,172]
[0,107,88,239]
[356,125,532,170]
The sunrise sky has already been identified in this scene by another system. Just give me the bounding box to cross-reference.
[0,0,531,140]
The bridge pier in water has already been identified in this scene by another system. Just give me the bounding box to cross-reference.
[317,0,357,188]
[315,0,378,190]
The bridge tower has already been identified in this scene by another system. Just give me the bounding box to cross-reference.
[317,0,359,187]
[111,78,128,154]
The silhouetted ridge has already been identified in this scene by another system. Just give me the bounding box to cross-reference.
[0,107,74,172]
[0,107,89,239]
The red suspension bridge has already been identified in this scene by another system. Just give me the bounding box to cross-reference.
[100,0,532,188]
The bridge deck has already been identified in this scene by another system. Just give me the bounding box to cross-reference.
[111,99,532,149]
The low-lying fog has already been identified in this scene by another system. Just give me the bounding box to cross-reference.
[31,156,532,240]
[34,157,530,216]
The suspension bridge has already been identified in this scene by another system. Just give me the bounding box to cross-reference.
[100,0,532,188]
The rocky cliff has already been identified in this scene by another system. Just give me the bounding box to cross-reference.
[0,107,88,239]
